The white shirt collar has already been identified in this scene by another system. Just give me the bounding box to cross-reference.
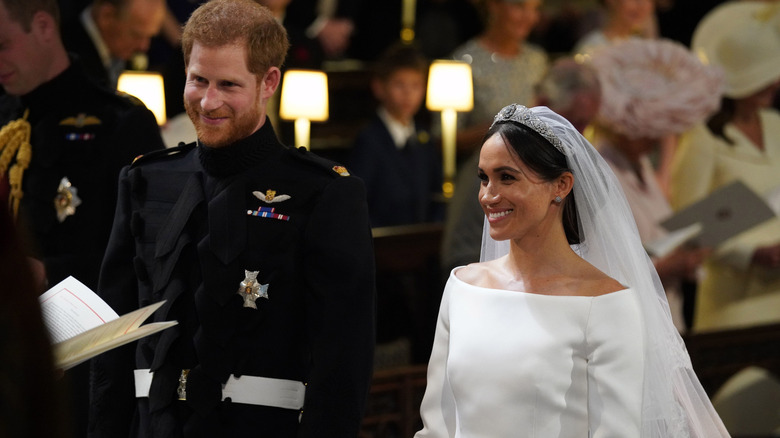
[80,6,112,69]
[377,107,416,150]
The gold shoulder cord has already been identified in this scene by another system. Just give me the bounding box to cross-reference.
[0,109,32,220]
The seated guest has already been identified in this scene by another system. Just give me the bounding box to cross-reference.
[348,43,443,228]
[588,38,723,332]
[0,0,164,436]
[62,0,166,88]
[671,1,780,331]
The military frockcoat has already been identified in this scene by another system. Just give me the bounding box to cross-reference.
[90,121,376,437]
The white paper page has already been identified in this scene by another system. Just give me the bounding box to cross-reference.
[55,319,178,370]
[54,300,165,355]
[765,184,780,215]
[39,276,119,344]
[644,222,703,258]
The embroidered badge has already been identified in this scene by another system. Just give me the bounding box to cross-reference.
[59,113,101,128]
[247,206,290,221]
[332,166,350,176]
[237,270,269,308]
[54,177,81,222]
[253,189,291,203]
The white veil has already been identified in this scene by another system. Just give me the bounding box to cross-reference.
[480,105,730,437]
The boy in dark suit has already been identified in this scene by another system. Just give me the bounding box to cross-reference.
[348,43,443,228]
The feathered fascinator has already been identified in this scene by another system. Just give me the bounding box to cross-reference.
[589,38,725,139]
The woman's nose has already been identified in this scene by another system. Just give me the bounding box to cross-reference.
[480,184,500,204]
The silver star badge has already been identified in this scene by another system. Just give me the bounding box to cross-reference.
[54,177,81,223]
[237,270,269,309]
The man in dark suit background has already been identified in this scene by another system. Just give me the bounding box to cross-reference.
[61,0,166,88]
[0,0,165,436]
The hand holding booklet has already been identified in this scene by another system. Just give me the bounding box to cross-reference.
[39,276,177,370]
[645,180,777,257]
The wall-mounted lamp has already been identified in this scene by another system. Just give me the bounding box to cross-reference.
[117,71,167,126]
[426,60,473,198]
[401,0,416,43]
[279,69,329,150]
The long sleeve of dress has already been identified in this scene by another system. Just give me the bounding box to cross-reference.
[415,280,456,438]
[586,288,644,437]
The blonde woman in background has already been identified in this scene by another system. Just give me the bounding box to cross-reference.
[450,0,549,153]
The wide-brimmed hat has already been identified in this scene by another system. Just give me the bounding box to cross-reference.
[589,38,724,139]
[692,1,780,99]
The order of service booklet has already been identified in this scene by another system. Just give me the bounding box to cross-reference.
[645,180,777,258]
[39,276,177,370]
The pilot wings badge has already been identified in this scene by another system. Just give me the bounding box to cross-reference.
[253,189,290,203]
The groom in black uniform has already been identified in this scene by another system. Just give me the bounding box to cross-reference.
[89,0,376,436]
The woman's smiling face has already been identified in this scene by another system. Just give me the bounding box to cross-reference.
[478,133,560,243]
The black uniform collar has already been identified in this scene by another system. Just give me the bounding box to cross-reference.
[19,62,84,124]
[197,119,286,177]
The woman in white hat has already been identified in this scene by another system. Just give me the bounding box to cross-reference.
[670,1,780,332]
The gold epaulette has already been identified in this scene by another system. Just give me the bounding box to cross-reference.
[0,110,31,220]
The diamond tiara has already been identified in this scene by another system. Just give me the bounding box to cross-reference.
[490,104,564,154]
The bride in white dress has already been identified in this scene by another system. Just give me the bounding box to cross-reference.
[415,105,730,437]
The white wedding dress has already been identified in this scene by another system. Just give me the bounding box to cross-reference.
[416,268,645,438]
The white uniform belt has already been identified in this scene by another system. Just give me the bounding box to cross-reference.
[133,369,305,410]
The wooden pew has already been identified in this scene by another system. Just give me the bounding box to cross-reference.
[372,223,445,364]
[685,322,780,397]
[360,365,428,438]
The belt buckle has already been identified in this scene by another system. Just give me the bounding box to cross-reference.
[177,369,190,401]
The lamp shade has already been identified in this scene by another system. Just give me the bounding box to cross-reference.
[117,71,166,125]
[279,70,329,121]
[426,60,473,112]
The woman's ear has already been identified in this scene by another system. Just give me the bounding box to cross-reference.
[556,171,574,199]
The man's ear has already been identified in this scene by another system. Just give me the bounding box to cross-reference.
[370,77,385,102]
[30,10,57,42]
[261,67,281,100]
